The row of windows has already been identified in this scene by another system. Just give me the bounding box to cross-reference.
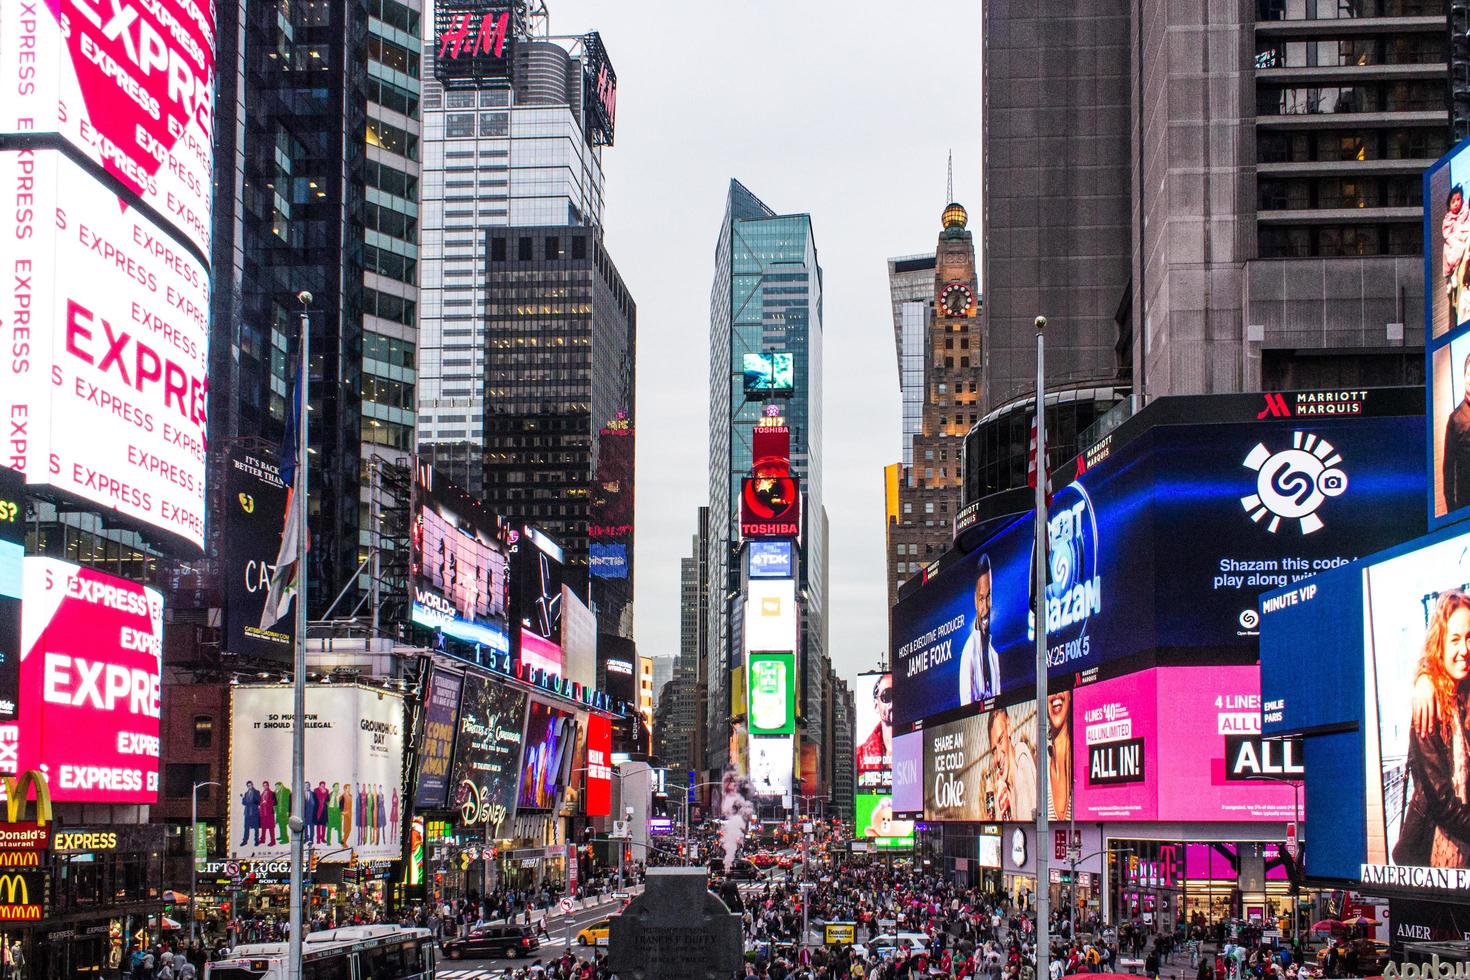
[1258,0,1441,18]
[1257,222,1419,257]
[368,75,418,120]
[490,235,591,262]
[444,112,509,138]
[1258,128,1445,163]
[1257,175,1422,210]
[365,331,417,369]
[1255,36,1444,68]
[443,88,511,109]
[363,417,413,451]
[367,34,418,77]
[363,375,413,411]
[365,287,416,326]
[365,244,417,284]
[1257,81,1446,115]
[368,0,420,36]
[365,201,418,243]
[366,159,418,201]
[367,119,418,160]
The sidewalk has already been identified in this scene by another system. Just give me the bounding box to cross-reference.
[476,883,646,930]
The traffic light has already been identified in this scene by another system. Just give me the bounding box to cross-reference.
[310,853,320,874]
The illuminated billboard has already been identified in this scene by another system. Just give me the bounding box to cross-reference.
[741,424,800,538]
[854,672,892,794]
[855,793,914,849]
[749,735,793,802]
[747,540,794,579]
[518,701,578,811]
[0,0,218,257]
[924,703,1039,823]
[0,468,22,724]
[409,469,510,654]
[17,558,163,802]
[432,0,519,87]
[893,409,1424,729]
[0,150,211,552]
[891,731,924,815]
[412,669,463,809]
[742,352,795,395]
[228,685,405,863]
[589,416,633,548]
[561,586,597,689]
[589,543,628,579]
[747,652,795,736]
[222,448,293,661]
[514,527,564,675]
[744,579,797,653]
[448,672,526,836]
[583,713,612,817]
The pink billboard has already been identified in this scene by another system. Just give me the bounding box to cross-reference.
[891,730,924,815]
[1074,666,1299,822]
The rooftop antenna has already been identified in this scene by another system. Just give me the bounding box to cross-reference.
[947,150,953,203]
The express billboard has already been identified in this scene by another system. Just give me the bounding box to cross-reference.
[0,0,217,258]
[17,558,162,802]
[448,672,526,837]
[517,701,578,811]
[589,415,633,558]
[892,412,1424,730]
[0,468,22,724]
[228,685,405,863]
[1427,137,1470,528]
[1073,666,1298,823]
[222,448,292,661]
[742,424,800,538]
[561,586,597,689]
[412,669,464,809]
[742,352,795,395]
[747,651,795,736]
[410,469,510,654]
[854,672,893,794]
[581,31,617,147]
[0,150,211,553]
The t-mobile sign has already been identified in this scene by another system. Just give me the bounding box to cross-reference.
[17,557,163,802]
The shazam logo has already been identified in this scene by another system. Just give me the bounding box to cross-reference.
[1240,432,1348,535]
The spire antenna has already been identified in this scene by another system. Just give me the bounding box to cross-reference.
[947,150,953,204]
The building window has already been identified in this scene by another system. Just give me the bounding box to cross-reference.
[194,716,213,748]
[445,113,475,139]
[491,238,507,261]
[518,237,532,261]
[546,236,561,260]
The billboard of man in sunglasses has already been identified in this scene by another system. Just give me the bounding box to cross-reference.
[856,672,894,791]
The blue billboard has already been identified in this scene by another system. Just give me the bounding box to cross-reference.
[748,540,794,579]
[893,412,1425,731]
[589,542,628,579]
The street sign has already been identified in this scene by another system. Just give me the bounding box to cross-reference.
[560,897,575,914]
[1284,822,1298,859]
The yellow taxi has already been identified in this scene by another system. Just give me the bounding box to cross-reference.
[575,919,610,946]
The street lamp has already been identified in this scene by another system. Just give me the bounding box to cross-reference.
[1068,846,1132,941]
[189,781,221,946]
[1246,771,1304,956]
[663,780,723,866]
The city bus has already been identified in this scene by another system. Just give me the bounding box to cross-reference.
[206,925,435,980]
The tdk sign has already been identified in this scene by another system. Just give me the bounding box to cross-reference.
[748,540,794,579]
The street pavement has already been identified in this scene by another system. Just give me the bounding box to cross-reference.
[434,889,637,978]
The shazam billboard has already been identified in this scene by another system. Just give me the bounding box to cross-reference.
[893,407,1424,729]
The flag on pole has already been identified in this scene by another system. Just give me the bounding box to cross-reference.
[1026,412,1052,506]
[260,368,303,631]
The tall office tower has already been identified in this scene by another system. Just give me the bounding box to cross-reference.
[417,23,612,488]
[883,206,981,618]
[476,225,636,635]
[210,0,423,614]
[679,508,711,774]
[707,180,827,782]
[980,1,1444,423]
[830,674,857,821]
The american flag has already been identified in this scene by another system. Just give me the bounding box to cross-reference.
[1027,412,1052,507]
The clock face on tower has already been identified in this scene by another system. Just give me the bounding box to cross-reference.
[940,282,973,317]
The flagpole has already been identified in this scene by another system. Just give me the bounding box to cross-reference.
[288,291,311,980]
[1033,314,1051,980]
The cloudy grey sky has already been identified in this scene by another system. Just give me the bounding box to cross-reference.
[548,1,982,688]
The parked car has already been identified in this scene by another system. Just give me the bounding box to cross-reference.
[440,925,540,960]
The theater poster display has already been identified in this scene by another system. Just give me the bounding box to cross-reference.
[0,0,218,257]
[413,669,463,809]
[228,685,405,863]
[854,672,893,794]
[518,701,578,811]
[514,527,564,674]
[410,470,510,653]
[892,413,1423,729]
[0,150,211,553]
[855,792,914,849]
[924,702,1043,823]
[448,673,526,836]
[222,448,292,660]
[17,557,163,802]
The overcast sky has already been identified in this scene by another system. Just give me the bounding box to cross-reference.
[546,1,982,688]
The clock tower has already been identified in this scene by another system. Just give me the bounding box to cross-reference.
[884,201,981,618]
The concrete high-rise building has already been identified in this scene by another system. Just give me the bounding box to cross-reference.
[830,674,856,821]
[706,181,827,785]
[678,508,711,775]
[884,205,981,618]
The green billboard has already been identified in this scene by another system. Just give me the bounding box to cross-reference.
[747,651,795,735]
[855,793,915,850]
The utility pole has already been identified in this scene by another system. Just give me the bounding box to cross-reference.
[286,293,312,980]
[189,781,221,945]
[1033,315,1051,980]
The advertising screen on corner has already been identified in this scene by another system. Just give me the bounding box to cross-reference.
[0,151,211,552]
[17,557,164,803]
[410,472,510,653]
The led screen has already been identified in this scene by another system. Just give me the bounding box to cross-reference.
[891,731,924,815]
[742,352,795,394]
[17,557,163,802]
[222,448,293,661]
[448,672,526,836]
[749,734,793,801]
[0,467,22,722]
[854,672,892,794]
[892,414,1424,729]
[1426,137,1470,528]
[413,669,464,809]
[515,528,564,674]
[978,832,1002,868]
[855,792,914,849]
[228,685,405,863]
[518,701,577,811]
[744,580,797,653]
[410,470,510,653]
[0,150,211,551]
[748,540,794,579]
[747,651,795,736]
[0,0,218,257]
[924,702,1040,823]
[589,543,628,580]
[583,714,612,817]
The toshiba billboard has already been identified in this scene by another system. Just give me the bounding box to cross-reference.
[0,150,210,551]
[15,557,164,803]
[0,0,217,257]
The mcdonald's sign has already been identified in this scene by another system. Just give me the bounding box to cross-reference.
[0,871,44,920]
[0,770,53,826]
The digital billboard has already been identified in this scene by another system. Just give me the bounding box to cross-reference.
[0,0,218,257]
[409,469,510,653]
[589,415,633,563]
[893,413,1424,729]
[432,0,519,87]
[744,579,797,653]
[17,558,163,802]
[583,713,612,817]
[749,734,793,802]
[748,651,795,736]
[0,150,211,553]
[742,352,795,395]
[923,702,1039,823]
[448,672,526,836]
[855,793,914,849]
[1427,137,1470,528]
[228,685,405,862]
[742,424,801,538]
[748,540,794,579]
[1073,666,1298,823]
[561,586,597,689]
[589,543,628,579]
[222,448,292,661]
[413,669,463,809]
[0,467,22,724]
[854,672,892,794]
[514,527,564,674]
[891,731,924,815]
[518,701,578,811]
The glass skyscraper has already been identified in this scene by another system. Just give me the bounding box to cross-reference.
[706,180,827,779]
